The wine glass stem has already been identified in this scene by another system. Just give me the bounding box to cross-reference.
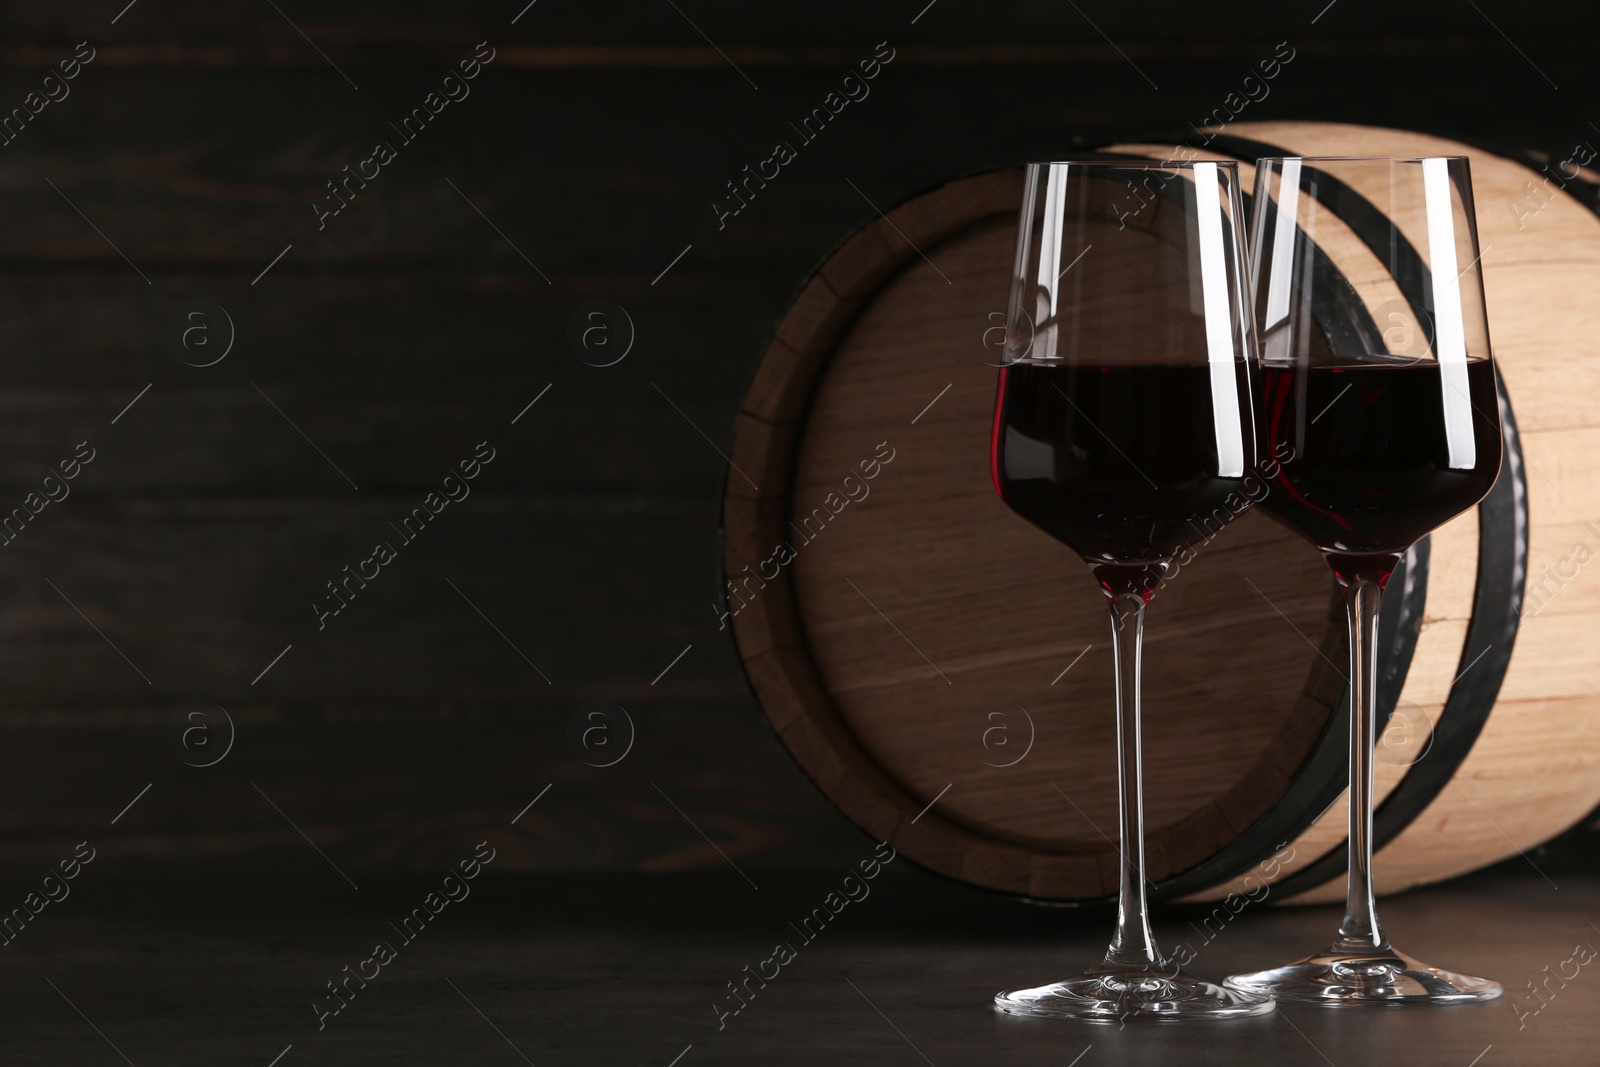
[1336,575,1387,953]
[1103,591,1161,970]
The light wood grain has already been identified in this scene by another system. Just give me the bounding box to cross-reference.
[1228,121,1600,904]
[728,167,1342,900]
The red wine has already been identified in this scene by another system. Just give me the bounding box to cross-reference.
[1259,357,1502,585]
[991,361,1254,596]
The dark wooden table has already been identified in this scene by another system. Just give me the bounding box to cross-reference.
[3,857,1592,1064]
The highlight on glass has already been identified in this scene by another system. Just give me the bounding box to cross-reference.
[990,159,1274,1022]
[1224,156,1504,1005]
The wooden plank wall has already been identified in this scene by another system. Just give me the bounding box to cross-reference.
[0,0,1594,880]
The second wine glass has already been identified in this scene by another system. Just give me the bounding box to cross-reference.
[1225,156,1504,1004]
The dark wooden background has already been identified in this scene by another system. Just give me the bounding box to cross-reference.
[0,0,1595,886]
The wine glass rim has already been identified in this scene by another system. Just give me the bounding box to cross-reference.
[1024,158,1239,169]
[1254,155,1470,164]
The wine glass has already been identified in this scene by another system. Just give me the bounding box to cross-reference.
[990,160,1274,1022]
[1225,156,1503,1004]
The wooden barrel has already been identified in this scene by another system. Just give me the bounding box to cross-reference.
[721,121,1600,905]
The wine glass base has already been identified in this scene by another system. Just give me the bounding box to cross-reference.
[995,968,1275,1022]
[1226,945,1501,1004]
